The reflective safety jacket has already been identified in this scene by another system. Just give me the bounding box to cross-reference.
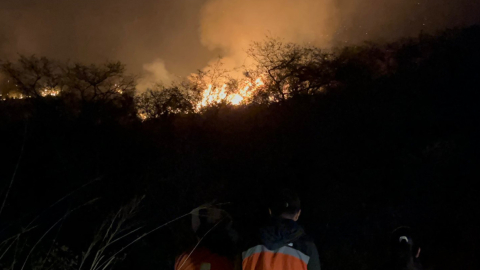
[241,218,321,270]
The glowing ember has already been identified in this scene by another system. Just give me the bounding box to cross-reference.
[138,113,148,121]
[40,88,60,97]
[0,87,61,101]
[114,84,124,94]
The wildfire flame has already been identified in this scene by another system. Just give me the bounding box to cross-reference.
[40,88,60,97]
[0,87,60,100]
[197,77,264,109]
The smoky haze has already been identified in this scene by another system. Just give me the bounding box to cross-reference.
[1,0,479,89]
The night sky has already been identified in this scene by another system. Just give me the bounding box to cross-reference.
[1,0,479,86]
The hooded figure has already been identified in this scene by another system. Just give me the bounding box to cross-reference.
[241,189,321,270]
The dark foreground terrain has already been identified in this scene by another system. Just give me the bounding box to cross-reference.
[1,26,480,270]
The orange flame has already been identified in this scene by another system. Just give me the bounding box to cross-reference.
[40,88,60,97]
[197,77,264,109]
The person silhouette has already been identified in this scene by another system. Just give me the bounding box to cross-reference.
[175,205,237,270]
[240,188,321,270]
[386,226,423,270]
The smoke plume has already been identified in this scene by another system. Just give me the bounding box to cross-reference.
[198,0,480,72]
[0,0,479,88]
[199,0,338,71]
[136,59,174,92]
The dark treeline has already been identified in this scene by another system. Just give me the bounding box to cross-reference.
[1,26,480,270]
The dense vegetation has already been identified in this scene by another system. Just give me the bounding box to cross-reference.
[1,26,479,270]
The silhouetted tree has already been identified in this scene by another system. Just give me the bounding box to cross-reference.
[135,85,195,118]
[0,55,62,98]
[247,37,334,102]
[63,61,135,103]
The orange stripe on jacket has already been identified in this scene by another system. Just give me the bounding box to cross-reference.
[242,245,309,270]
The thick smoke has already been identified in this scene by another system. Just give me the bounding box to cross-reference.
[137,59,174,92]
[1,0,479,89]
[199,0,338,71]
[0,0,214,86]
[199,0,480,71]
